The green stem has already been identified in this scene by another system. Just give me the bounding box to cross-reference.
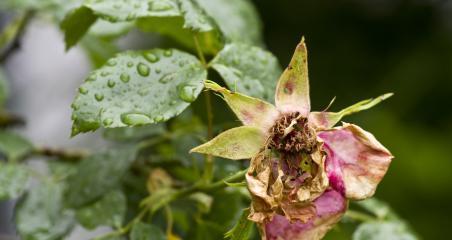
[193,34,215,182]
[193,34,207,66]
[94,205,150,239]
[173,168,247,200]
[164,205,174,236]
[345,209,377,222]
[0,10,35,63]
[32,147,88,161]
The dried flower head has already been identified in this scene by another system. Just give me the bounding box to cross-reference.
[191,38,393,240]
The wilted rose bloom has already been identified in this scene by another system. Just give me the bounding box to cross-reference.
[191,38,393,240]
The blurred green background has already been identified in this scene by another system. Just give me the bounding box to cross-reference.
[252,0,452,239]
[1,0,451,239]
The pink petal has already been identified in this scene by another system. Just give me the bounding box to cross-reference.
[275,38,310,116]
[263,189,347,240]
[318,123,393,200]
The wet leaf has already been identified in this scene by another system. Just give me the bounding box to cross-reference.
[60,6,97,50]
[65,147,136,207]
[71,49,205,135]
[0,131,33,161]
[210,43,281,101]
[15,181,75,240]
[103,124,165,141]
[0,163,29,200]
[76,190,126,229]
[195,0,263,45]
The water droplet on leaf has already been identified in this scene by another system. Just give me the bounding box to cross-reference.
[95,93,104,101]
[103,118,113,126]
[121,113,152,126]
[120,73,130,83]
[144,52,159,63]
[137,63,150,77]
[107,79,116,88]
[79,87,88,95]
[178,85,197,103]
[106,59,117,66]
[163,49,173,57]
[153,115,164,122]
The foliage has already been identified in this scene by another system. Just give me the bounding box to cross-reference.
[0,0,418,240]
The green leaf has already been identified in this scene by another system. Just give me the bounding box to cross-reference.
[85,0,180,21]
[195,0,263,45]
[71,49,206,135]
[89,20,134,37]
[103,124,165,141]
[136,1,223,55]
[353,221,418,240]
[225,208,253,240]
[65,147,136,207]
[355,198,398,220]
[76,190,126,230]
[0,131,33,161]
[130,222,166,240]
[190,126,266,160]
[210,43,282,101]
[81,34,120,68]
[0,163,29,200]
[15,181,75,240]
[60,6,97,50]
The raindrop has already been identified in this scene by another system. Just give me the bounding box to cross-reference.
[153,115,164,122]
[121,113,152,126]
[127,61,134,68]
[100,71,110,77]
[126,13,136,21]
[106,59,117,66]
[120,73,130,83]
[138,88,149,96]
[158,74,173,84]
[86,74,96,82]
[137,63,150,77]
[149,1,173,11]
[163,49,173,57]
[155,68,161,74]
[103,118,113,126]
[178,84,197,103]
[79,87,88,95]
[107,79,116,88]
[71,103,80,110]
[169,100,177,106]
[144,52,159,63]
[95,93,104,102]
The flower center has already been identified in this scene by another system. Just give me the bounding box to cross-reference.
[268,112,317,154]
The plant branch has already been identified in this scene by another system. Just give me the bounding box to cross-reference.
[345,209,376,222]
[0,10,35,63]
[193,34,207,67]
[32,147,88,161]
[193,34,215,182]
